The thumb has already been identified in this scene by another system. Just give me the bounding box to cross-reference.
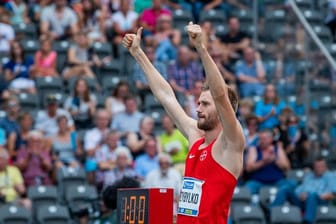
[136,27,143,38]
[188,21,193,26]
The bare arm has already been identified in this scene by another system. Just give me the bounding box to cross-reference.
[187,23,245,149]
[275,143,290,171]
[122,28,198,139]
[245,147,266,172]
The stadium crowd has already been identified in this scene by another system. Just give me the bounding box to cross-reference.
[0,0,335,223]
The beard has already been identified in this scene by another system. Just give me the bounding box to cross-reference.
[197,115,218,131]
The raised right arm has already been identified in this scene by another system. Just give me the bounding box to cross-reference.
[123,28,197,139]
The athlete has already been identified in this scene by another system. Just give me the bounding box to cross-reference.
[122,22,245,224]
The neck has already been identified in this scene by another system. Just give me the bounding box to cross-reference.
[203,126,221,145]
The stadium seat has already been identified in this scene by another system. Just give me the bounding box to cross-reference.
[313,25,333,44]
[28,185,58,221]
[326,43,336,58]
[0,204,31,224]
[233,9,254,27]
[232,204,266,224]
[98,60,122,83]
[91,42,112,59]
[96,94,107,108]
[146,107,165,134]
[265,10,286,24]
[315,205,336,224]
[173,9,194,31]
[144,93,162,110]
[214,24,228,38]
[14,23,37,39]
[18,92,39,111]
[102,75,127,95]
[199,9,227,28]
[294,0,314,10]
[286,169,309,184]
[35,76,64,106]
[270,205,302,224]
[53,40,71,73]
[303,10,323,26]
[259,186,278,209]
[57,167,87,202]
[37,205,71,224]
[21,39,39,58]
[231,186,252,207]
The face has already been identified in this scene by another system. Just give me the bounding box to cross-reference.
[265,85,276,100]
[28,136,43,152]
[178,46,191,65]
[159,157,170,172]
[116,84,129,98]
[83,0,93,10]
[12,42,22,56]
[58,117,68,131]
[77,34,88,47]
[116,153,129,169]
[41,40,51,53]
[158,16,172,30]
[141,117,154,134]
[121,0,130,11]
[107,133,119,149]
[229,17,240,33]
[145,47,156,62]
[145,139,157,157]
[96,111,110,129]
[258,131,273,149]
[314,160,327,176]
[7,100,20,116]
[0,155,8,171]
[201,21,212,35]
[244,48,255,63]
[76,80,88,95]
[125,98,137,114]
[20,114,33,130]
[196,91,219,131]
[162,116,174,132]
[246,119,258,132]
[55,0,66,8]
[152,0,161,9]
[47,103,58,113]
[192,81,203,97]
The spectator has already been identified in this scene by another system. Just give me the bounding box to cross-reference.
[105,81,129,117]
[16,111,33,149]
[237,98,254,131]
[30,36,58,78]
[0,10,15,53]
[220,16,250,59]
[4,41,36,94]
[325,0,336,42]
[16,130,52,186]
[255,84,286,130]
[0,148,26,204]
[0,97,21,157]
[50,115,79,169]
[168,45,204,95]
[274,53,296,97]
[126,116,156,159]
[144,153,181,210]
[151,14,180,62]
[271,157,336,224]
[32,0,53,23]
[40,0,78,40]
[111,95,144,141]
[63,32,105,80]
[139,0,171,35]
[35,94,74,137]
[201,21,219,48]
[109,0,138,45]
[134,137,159,180]
[134,45,167,100]
[4,0,30,25]
[95,130,121,184]
[245,129,291,194]
[244,115,259,149]
[159,114,188,166]
[64,78,97,130]
[184,80,203,119]
[235,47,266,98]
[84,109,111,183]
[103,147,136,187]
[161,0,192,11]
[78,0,107,43]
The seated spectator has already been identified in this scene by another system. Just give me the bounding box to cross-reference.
[95,130,121,184]
[325,0,336,42]
[184,80,203,120]
[159,114,188,167]
[0,10,15,53]
[201,21,219,48]
[134,137,159,180]
[271,157,336,224]
[64,78,97,130]
[237,98,254,131]
[30,36,58,78]
[51,115,79,169]
[105,81,129,117]
[4,0,30,25]
[139,0,171,35]
[151,14,180,62]
[274,53,296,97]
[77,0,107,43]
[16,130,52,186]
[109,0,138,45]
[220,16,250,60]
[168,45,204,95]
[245,129,291,194]
[103,147,136,187]
[35,94,74,137]
[84,109,111,183]
[16,111,33,149]
[63,32,105,80]
[235,47,266,98]
[144,153,181,211]
[0,148,26,204]
[161,0,192,11]
[0,97,21,157]
[4,41,36,94]
[255,84,286,130]
[111,95,144,141]
[40,0,78,40]
[127,116,156,159]
[244,115,259,149]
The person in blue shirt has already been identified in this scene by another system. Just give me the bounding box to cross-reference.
[271,157,336,224]
[4,41,35,93]
[255,84,286,130]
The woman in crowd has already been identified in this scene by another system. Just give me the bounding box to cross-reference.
[105,80,129,116]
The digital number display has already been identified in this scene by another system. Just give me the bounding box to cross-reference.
[117,189,149,224]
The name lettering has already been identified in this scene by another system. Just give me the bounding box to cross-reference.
[180,192,199,204]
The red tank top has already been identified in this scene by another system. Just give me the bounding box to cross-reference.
[177,138,237,224]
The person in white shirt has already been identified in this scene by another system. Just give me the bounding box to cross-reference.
[0,11,15,53]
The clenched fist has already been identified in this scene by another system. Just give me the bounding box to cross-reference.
[185,22,204,48]
[122,27,143,54]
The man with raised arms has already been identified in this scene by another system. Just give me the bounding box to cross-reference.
[122,22,245,224]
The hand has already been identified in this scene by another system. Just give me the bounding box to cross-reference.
[122,27,143,55]
[186,22,203,49]
[299,193,307,201]
[255,51,261,61]
[269,107,276,116]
